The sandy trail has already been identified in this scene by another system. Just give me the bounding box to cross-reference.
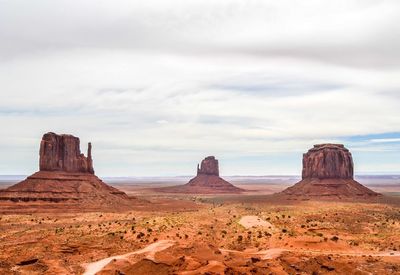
[293,249,400,257]
[82,240,175,275]
[221,247,400,260]
[220,248,287,260]
[239,215,273,229]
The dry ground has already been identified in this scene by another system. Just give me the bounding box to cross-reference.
[0,182,400,274]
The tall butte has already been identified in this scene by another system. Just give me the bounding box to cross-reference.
[157,156,243,193]
[281,144,379,198]
[0,132,133,211]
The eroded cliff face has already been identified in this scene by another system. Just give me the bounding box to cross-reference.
[302,144,353,179]
[281,144,379,198]
[0,132,133,210]
[197,156,219,176]
[39,132,94,174]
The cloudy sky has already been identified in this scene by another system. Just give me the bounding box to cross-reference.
[1,0,400,176]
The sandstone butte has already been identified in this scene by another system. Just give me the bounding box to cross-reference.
[281,144,380,198]
[0,132,133,211]
[156,156,244,194]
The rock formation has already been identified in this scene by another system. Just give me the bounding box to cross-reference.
[197,156,219,176]
[281,144,379,198]
[39,132,94,173]
[155,156,243,194]
[0,132,134,211]
[302,144,353,179]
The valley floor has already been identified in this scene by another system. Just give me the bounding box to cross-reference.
[0,182,400,274]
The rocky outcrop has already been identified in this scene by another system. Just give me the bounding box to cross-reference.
[155,156,243,194]
[302,144,353,179]
[197,156,219,176]
[0,132,134,211]
[39,132,94,174]
[281,144,379,198]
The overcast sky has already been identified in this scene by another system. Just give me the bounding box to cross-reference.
[1,0,400,176]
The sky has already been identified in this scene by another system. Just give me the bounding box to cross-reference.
[0,0,400,176]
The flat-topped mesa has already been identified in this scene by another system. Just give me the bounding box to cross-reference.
[39,132,94,174]
[197,156,219,176]
[302,144,353,180]
[280,143,379,198]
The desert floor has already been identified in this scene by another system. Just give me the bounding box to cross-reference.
[1,180,400,274]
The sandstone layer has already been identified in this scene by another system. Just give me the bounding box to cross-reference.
[40,132,94,173]
[197,156,220,176]
[0,132,134,211]
[155,156,243,194]
[281,144,379,198]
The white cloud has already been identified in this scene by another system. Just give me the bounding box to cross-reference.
[370,138,400,143]
[0,0,399,175]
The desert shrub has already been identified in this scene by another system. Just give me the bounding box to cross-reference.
[349,240,359,246]
[55,228,64,234]
[330,236,339,242]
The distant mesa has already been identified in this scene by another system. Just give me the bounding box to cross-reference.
[0,132,134,211]
[281,144,380,198]
[155,156,244,194]
[196,156,220,176]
